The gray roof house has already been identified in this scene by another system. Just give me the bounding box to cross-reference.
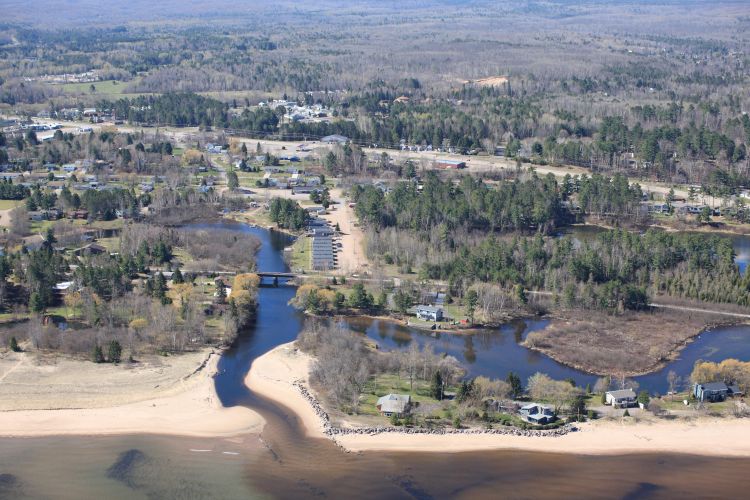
[376,394,411,417]
[605,389,637,408]
[321,134,348,144]
[415,305,443,322]
[519,403,556,424]
[693,382,743,402]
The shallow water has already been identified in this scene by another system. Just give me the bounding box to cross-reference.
[3,222,750,498]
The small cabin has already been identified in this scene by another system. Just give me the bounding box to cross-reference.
[376,394,411,417]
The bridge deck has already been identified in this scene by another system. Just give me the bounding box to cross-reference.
[256,271,298,278]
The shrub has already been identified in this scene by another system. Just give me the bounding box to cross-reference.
[108,340,122,364]
[91,345,105,363]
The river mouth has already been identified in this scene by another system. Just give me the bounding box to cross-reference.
[3,222,750,498]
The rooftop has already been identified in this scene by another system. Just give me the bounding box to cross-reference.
[607,389,636,399]
[376,394,411,414]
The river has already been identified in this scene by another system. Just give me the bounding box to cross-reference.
[2,222,750,498]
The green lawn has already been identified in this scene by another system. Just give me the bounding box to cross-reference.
[56,79,150,100]
[0,199,22,210]
[359,373,446,418]
[287,236,310,272]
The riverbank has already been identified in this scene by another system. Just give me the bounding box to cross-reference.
[244,342,328,439]
[0,348,262,438]
[249,341,750,457]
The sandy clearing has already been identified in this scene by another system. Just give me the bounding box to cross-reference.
[0,349,262,438]
[0,207,15,228]
[249,342,750,457]
[463,76,509,87]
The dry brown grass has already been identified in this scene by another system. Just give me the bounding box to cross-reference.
[524,309,722,376]
[463,76,509,87]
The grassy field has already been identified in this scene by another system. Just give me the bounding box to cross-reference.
[0,200,22,210]
[287,236,309,272]
[56,79,150,100]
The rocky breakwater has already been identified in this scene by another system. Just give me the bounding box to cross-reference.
[292,380,577,443]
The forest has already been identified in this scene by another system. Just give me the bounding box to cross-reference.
[352,173,748,311]
[1,1,747,188]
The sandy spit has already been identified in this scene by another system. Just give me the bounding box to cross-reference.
[0,349,262,438]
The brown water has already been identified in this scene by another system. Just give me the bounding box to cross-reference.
[2,224,750,499]
[3,398,750,499]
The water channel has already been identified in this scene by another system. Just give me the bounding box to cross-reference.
[1,222,750,498]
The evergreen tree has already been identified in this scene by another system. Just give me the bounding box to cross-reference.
[507,371,522,399]
[29,292,45,313]
[172,267,184,284]
[393,289,412,313]
[465,289,478,324]
[91,345,105,363]
[376,290,387,309]
[227,170,239,190]
[9,336,19,352]
[108,340,122,363]
[637,390,650,406]
[430,371,444,400]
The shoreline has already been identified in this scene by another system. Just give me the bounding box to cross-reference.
[246,342,750,457]
[0,348,263,438]
[1,342,750,458]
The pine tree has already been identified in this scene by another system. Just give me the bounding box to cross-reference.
[430,371,443,400]
[172,267,184,284]
[108,340,122,364]
[9,336,19,352]
[465,289,478,324]
[507,372,522,399]
[91,345,105,363]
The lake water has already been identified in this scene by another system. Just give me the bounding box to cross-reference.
[2,222,750,498]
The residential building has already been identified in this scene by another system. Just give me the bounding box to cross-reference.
[605,389,637,408]
[376,394,411,417]
[321,134,348,144]
[693,382,744,402]
[415,305,444,322]
[519,404,556,424]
